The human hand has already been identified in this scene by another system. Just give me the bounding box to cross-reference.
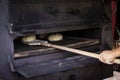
[99,50,116,64]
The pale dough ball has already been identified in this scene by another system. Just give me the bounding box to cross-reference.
[22,35,36,42]
[48,33,63,41]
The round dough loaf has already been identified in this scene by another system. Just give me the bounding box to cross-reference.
[48,33,63,41]
[22,35,36,42]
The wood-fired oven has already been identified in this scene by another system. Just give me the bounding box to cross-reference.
[0,0,114,80]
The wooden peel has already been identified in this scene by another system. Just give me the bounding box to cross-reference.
[24,40,120,64]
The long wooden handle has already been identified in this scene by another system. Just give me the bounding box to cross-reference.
[44,43,120,64]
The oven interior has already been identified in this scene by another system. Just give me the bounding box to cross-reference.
[14,28,101,58]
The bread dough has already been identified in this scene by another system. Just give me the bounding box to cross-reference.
[48,33,63,41]
[22,35,36,42]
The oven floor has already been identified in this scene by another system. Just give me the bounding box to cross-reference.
[14,37,99,58]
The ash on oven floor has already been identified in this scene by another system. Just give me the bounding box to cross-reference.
[14,36,99,58]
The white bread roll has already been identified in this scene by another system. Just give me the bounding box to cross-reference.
[48,33,63,41]
[22,34,36,42]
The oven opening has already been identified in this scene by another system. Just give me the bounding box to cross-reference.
[14,28,101,59]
